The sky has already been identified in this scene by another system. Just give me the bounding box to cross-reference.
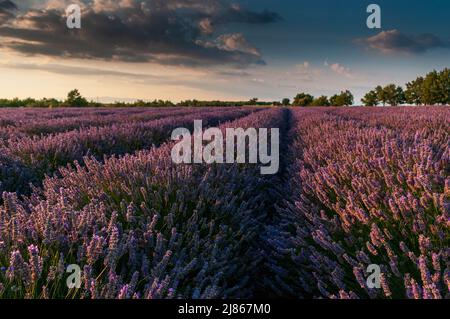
[0,0,449,104]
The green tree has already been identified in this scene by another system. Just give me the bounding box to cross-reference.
[396,86,405,105]
[383,84,405,106]
[362,90,378,106]
[282,98,291,106]
[249,98,259,105]
[330,90,354,106]
[311,95,330,106]
[375,85,388,106]
[66,89,88,107]
[421,70,441,105]
[405,77,424,105]
[438,68,450,104]
[293,93,314,106]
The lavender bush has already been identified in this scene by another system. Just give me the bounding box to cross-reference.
[0,108,254,195]
[0,108,283,299]
[265,107,449,299]
[0,107,222,138]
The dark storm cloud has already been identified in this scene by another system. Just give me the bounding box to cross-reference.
[0,0,17,23]
[0,0,281,66]
[0,0,16,10]
[217,6,281,24]
[358,29,449,54]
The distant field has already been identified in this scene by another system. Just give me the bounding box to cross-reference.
[0,106,448,299]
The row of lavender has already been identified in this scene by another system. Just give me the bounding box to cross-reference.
[0,108,254,195]
[0,107,191,127]
[0,108,285,298]
[0,107,205,138]
[265,107,449,299]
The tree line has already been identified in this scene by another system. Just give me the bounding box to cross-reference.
[0,90,276,108]
[281,90,354,107]
[115,98,275,107]
[0,90,94,108]
[1,68,449,108]
[362,68,450,106]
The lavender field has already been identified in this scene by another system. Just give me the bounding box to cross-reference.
[0,106,448,299]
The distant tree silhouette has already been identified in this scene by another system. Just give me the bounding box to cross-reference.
[282,98,291,106]
[362,90,378,106]
[311,95,330,106]
[364,68,450,106]
[405,77,424,105]
[383,84,405,106]
[293,93,314,106]
[66,89,88,107]
[330,90,353,106]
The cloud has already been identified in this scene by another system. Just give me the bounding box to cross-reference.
[199,18,214,35]
[328,62,352,77]
[200,33,264,63]
[296,61,310,71]
[358,29,449,54]
[0,0,281,66]
[285,61,323,81]
[0,0,16,10]
[0,60,241,92]
[2,61,161,79]
[218,4,281,24]
[0,0,16,23]
[216,69,251,77]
